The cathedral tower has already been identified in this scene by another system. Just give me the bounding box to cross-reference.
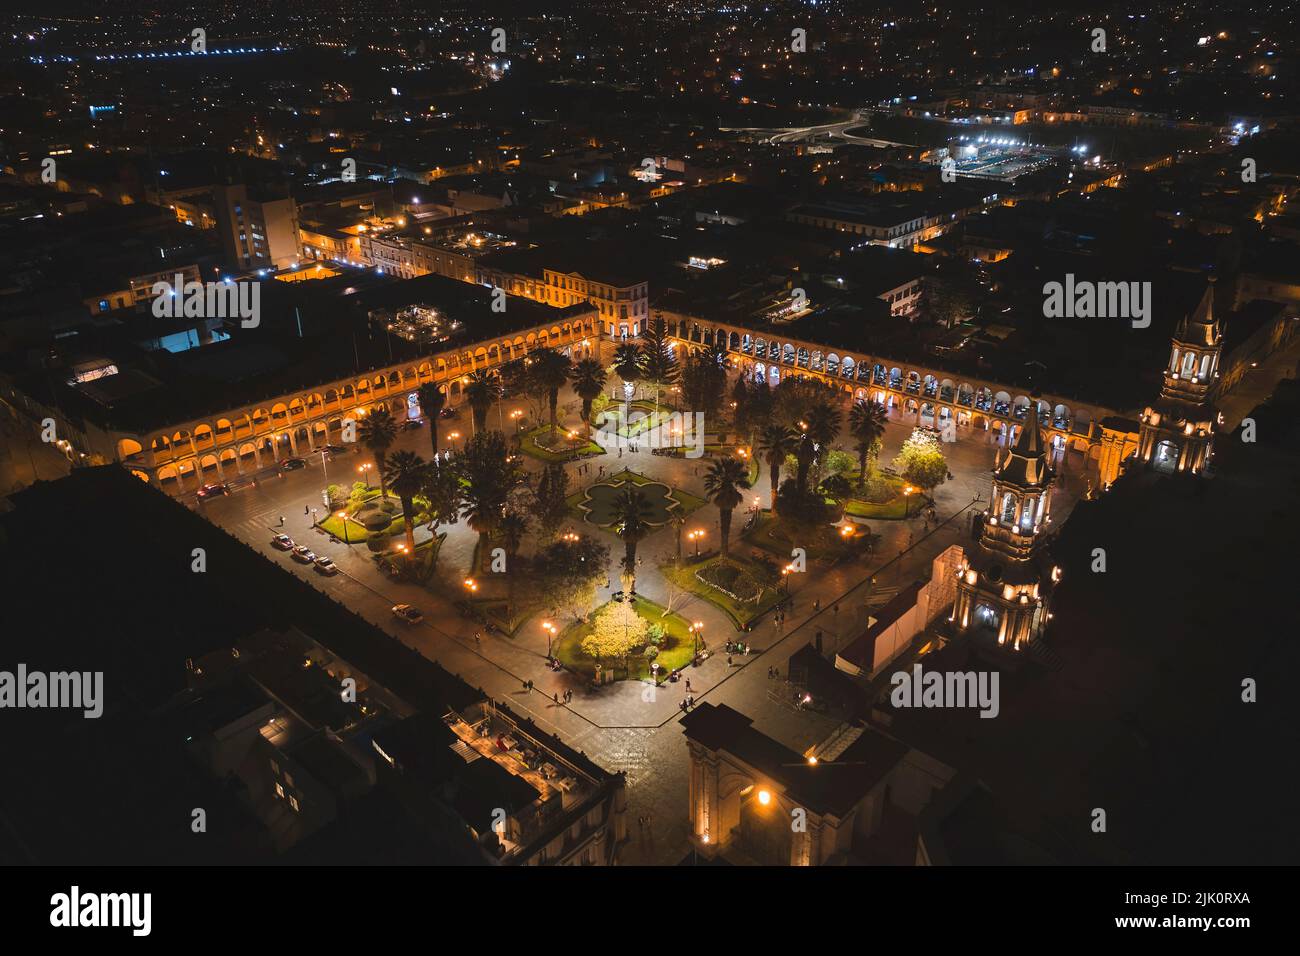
[951,415,1060,651]
[1137,280,1223,475]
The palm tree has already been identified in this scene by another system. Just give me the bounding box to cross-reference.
[458,431,519,572]
[383,450,427,560]
[569,357,608,437]
[847,399,887,489]
[613,343,642,398]
[758,422,797,515]
[358,407,398,497]
[464,369,501,436]
[419,457,460,533]
[704,457,750,558]
[529,347,572,437]
[612,487,654,594]
[797,402,842,495]
[415,382,446,457]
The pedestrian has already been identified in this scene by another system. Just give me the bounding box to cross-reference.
[727,654,733,666]
[304,505,309,516]
[685,679,692,693]
[279,515,285,526]
[773,667,780,681]
[554,692,560,704]
[833,603,839,617]
[814,599,821,612]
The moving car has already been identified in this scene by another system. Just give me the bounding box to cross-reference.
[197,483,229,500]
[401,418,424,431]
[314,556,339,575]
[291,545,316,563]
[392,604,423,624]
[438,406,458,419]
[271,534,294,551]
[324,444,350,455]
[281,457,307,470]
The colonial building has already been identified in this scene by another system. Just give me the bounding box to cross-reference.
[1137,281,1223,476]
[950,414,1060,651]
[682,703,953,865]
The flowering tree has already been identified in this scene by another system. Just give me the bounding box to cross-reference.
[581,601,648,666]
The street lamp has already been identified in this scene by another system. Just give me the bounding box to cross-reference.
[689,529,704,559]
[903,484,916,517]
[542,620,558,657]
[463,577,478,594]
[690,620,704,658]
[336,510,351,545]
[357,463,372,489]
[782,564,794,593]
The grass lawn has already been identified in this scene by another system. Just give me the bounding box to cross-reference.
[519,424,605,462]
[840,472,924,520]
[661,555,784,628]
[552,596,698,682]
[318,491,420,542]
[743,513,854,561]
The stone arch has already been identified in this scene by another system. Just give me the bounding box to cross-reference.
[288,398,306,419]
[992,390,1011,415]
[939,378,955,402]
[840,355,854,379]
[193,423,215,450]
[922,374,938,398]
[1012,395,1031,420]
[270,402,290,424]
[117,438,144,460]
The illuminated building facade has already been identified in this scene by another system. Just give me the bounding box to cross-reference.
[951,414,1059,650]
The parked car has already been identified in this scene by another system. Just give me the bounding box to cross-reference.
[197,483,229,500]
[314,556,339,575]
[392,604,423,624]
[271,534,294,551]
[281,457,307,470]
[291,545,316,563]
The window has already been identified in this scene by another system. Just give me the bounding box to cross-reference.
[275,782,285,798]
[288,795,300,813]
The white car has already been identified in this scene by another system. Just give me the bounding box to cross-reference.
[392,604,423,624]
[314,556,339,575]
[271,534,294,551]
[291,545,316,563]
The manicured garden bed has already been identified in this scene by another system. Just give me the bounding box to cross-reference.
[519,424,605,462]
[661,556,784,628]
[552,596,698,682]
